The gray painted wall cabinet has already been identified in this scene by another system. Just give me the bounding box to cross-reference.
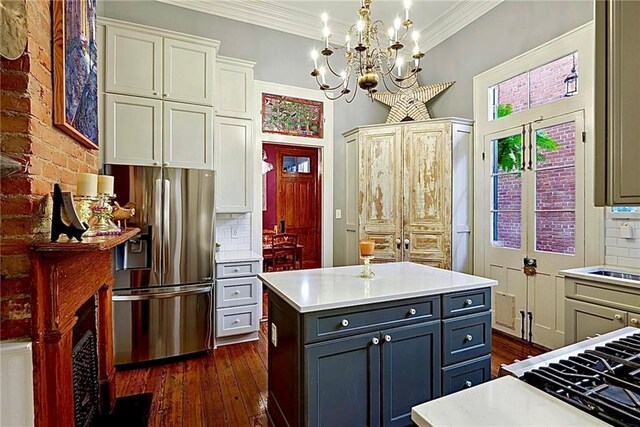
[594,0,640,206]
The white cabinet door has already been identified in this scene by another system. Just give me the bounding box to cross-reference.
[214,117,253,213]
[104,94,162,166]
[163,38,215,106]
[105,26,162,99]
[163,102,213,170]
[565,299,626,343]
[216,57,254,119]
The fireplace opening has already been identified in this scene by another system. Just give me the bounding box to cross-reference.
[72,295,99,427]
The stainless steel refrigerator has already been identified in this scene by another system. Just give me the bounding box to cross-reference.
[107,165,215,365]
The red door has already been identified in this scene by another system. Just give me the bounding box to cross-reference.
[276,146,321,269]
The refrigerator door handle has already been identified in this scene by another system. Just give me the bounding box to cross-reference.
[113,285,211,301]
[163,178,170,277]
[153,178,163,278]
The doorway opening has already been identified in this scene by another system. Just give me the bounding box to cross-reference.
[262,143,322,271]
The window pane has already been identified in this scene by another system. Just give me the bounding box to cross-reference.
[530,52,578,108]
[493,211,521,249]
[536,211,575,254]
[494,173,522,210]
[536,122,575,169]
[282,156,311,173]
[536,167,575,210]
[492,134,523,174]
[489,72,528,121]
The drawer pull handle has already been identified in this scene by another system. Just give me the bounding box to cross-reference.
[614,314,623,321]
[371,337,379,345]
[234,268,240,272]
[631,318,638,325]
[341,319,349,327]
[464,299,473,307]
[233,319,240,324]
[465,334,473,342]
[384,334,392,342]
[233,291,240,295]
[408,308,417,316]
[464,380,472,388]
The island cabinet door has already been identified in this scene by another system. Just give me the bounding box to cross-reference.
[305,332,381,427]
[380,321,441,427]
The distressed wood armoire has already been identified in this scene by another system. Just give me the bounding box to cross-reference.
[343,118,473,272]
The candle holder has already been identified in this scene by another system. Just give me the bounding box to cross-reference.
[359,255,376,278]
[85,193,122,237]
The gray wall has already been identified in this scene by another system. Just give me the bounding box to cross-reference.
[423,0,593,118]
[98,0,388,267]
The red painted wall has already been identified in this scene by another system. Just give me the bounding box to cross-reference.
[262,143,278,230]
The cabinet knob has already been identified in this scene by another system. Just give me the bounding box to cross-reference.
[233,291,240,295]
[464,299,473,307]
[614,314,623,321]
[341,319,349,327]
[408,308,417,316]
[371,337,379,345]
[464,380,473,388]
[163,93,168,97]
[384,334,392,342]
[153,161,160,166]
[233,319,240,324]
[234,268,240,272]
[153,91,159,96]
[163,162,169,167]
[631,318,638,325]
[465,334,473,342]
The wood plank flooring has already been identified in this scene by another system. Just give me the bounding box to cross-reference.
[116,323,546,427]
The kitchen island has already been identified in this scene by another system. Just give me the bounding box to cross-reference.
[258,262,497,427]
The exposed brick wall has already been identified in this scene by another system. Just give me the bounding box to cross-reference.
[1,0,99,340]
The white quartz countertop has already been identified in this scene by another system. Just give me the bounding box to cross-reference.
[560,265,640,288]
[411,376,608,427]
[257,262,496,313]
[215,250,262,263]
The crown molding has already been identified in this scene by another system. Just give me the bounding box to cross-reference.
[156,0,503,52]
[418,0,504,53]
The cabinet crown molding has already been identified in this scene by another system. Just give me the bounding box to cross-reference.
[342,117,474,138]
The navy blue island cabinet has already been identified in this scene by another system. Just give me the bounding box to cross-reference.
[266,287,492,427]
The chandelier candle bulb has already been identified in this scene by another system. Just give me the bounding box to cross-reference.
[97,175,114,195]
[404,0,411,21]
[311,49,318,70]
[319,66,326,85]
[394,16,401,42]
[76,173,98,197]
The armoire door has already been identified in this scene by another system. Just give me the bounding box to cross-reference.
[359,126,403,263]
[402,123,452,268]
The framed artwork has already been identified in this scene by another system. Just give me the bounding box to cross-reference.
[53,0,99,150]
[262,93,323,139]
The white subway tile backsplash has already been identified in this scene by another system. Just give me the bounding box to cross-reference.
[216,213,251,252]
[605,218,640,268]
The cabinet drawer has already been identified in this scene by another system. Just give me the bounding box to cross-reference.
[216,260,259,279]
[442,355,491,395]
[216,305,258,337]
[442,312,491,366]
[216,277,259,308]
[304,297,440,343]
[442,288,491,318]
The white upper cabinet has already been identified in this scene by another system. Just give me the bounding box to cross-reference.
[214,117,253,213]
[105,26,163,99]
[215,56,255,119]
[163,102,213,170]
[104,94,163,166]
[164,38,215,106]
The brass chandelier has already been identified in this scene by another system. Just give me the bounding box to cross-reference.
[310,0,425,102]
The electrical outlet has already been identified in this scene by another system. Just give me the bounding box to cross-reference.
[335,209,342,219]
[271,323,278,347]
[231,226,239,239]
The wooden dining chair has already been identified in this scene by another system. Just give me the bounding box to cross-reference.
[272,233,298,271]
[262,233,274,272]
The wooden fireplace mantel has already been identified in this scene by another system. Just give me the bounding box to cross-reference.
[30,228,139,427]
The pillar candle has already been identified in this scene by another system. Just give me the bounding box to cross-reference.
[76,173,98,197]
[98,175,115,195]
[359,240,375,257]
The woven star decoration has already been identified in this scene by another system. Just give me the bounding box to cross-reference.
[372,75,454,124]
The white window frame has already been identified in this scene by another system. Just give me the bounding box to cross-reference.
[252,80,334,267]
[472,22,603,276]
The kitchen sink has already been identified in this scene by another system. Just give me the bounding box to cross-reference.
[590,270,640,282]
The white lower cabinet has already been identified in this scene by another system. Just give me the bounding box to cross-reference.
[215,260,260,345]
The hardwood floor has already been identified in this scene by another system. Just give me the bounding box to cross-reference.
[115,324,547,427]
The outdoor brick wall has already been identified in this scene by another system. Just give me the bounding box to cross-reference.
[492,54,577,253]
[0,0,99,339]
